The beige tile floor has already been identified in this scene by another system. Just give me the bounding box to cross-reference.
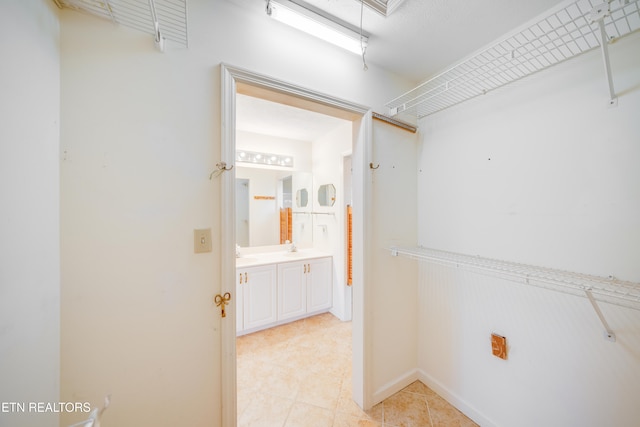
[237,313,478,427]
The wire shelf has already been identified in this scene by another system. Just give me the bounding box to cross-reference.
[386,0,640,119]
[389,246,640,312]
[57,0,188,48]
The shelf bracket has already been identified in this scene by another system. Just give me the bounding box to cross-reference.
[148,0,165,52]
[590,2,618,107]
[584,289,616,342]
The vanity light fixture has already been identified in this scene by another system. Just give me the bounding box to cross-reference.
[236,150,294,168]
[265,0,368,55]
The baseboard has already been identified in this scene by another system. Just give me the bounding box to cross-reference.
[372,368,420,405]
[329,307,351,322]
[417,369,497,427]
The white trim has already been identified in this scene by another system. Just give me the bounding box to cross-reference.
[371,368,420,405]
[350,111,373,409]
[220,64,238,427]
[220,64,372,424]
[417,369,497,427]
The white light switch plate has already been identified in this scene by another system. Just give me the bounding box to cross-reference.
[194,228,212,253]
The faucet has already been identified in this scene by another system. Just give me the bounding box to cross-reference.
[288,241,297,252]
[236,244,241,258]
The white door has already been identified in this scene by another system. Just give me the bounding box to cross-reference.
[220,65,372,426]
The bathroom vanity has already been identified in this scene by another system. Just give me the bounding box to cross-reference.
[235,249,332,336]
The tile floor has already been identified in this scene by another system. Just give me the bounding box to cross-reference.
[236,312,478,427]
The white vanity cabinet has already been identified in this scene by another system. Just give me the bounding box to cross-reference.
[306,257,333,313]
[278,257,333,321]
[277,261,307,321]
[236,264,277,333]
[236,252,333,336]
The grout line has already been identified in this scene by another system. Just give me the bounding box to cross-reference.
[424,395,435,427]
[239,313,473,427]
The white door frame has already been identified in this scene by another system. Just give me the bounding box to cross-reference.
[219,64,374,426]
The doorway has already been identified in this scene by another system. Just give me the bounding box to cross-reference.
[220,65,374,426]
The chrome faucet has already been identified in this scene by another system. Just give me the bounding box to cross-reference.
[288,241,297,252]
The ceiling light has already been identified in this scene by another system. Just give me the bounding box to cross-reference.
[237,150,295,168]
[266,0,368,55]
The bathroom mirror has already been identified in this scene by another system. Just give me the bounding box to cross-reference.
[317,184,336,207]
[296,188,309,207]
[236,167,313,247]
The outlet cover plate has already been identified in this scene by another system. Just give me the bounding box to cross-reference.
[491,333,508,360]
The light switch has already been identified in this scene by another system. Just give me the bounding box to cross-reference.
[194,228,212,253]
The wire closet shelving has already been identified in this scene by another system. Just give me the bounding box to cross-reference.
[389,246,640,341]
[386,0,640,119]
[55,0,188,49]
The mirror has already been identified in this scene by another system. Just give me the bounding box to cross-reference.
[317,184,336,207]
[296,188,309,207]
[236,167,313,247]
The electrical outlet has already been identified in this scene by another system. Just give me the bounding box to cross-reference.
[491,333,507,360]
[194,228,212,253]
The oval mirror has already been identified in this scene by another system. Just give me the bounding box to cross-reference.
[317,184,336,207]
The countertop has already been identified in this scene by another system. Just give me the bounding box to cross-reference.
[235,249,332,268]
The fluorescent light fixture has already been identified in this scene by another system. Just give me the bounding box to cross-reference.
[266,0,368,55]
[237,150,294,168]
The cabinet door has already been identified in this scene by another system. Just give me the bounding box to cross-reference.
[277,261,307,321]
[236,270,245,334]
[243,265,277,331]
[307,257,333,313]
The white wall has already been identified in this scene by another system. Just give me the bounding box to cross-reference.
[416,31,640,427]
[237,130,313,247]
[0,1,60,426]
[311,122,352,320]
[369,120,419,404]
[59,0,415,425]
[235,167,282,246]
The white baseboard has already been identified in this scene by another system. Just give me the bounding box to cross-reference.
[372,368,420,405]
[417,369,497,427]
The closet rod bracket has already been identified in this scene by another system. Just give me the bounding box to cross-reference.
[584,288,616,342]
[590,2,618,106]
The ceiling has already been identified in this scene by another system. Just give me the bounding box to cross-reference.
[234,0,564,84]
[234,0,564,139]
[58,0,567,139]
[236,94,351,141]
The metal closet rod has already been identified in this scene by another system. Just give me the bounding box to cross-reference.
[386,0,640,118]
[372,112,417,133]
[389,245,640,342]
